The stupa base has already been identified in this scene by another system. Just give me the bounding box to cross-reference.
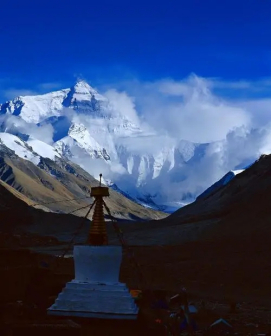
[47,280,139,320]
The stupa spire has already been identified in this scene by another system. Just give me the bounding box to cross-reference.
[87,173,109,246]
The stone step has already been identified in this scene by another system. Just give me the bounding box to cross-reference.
[61,288,132,298]
[55,296,137,308]
[51,300,138,314]
[58,293,134,302]
[66,281,128,291]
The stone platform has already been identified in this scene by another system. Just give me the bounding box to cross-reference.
[48,280,138,319]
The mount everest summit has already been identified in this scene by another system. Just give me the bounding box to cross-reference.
[0,80,264,212]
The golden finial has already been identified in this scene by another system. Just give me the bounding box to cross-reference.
[87,173,110,246]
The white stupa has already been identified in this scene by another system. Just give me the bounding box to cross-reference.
[47,175,139,319]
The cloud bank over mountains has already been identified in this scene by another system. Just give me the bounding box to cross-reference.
[100,74,271,203]
[0,74,270,211]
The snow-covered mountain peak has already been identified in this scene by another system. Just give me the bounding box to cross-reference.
[73,80,96,94]
[70,80,98,102]
[61,80,108,115]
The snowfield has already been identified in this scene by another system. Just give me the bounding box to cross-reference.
[0,133,40,165]
[27,138,61,160]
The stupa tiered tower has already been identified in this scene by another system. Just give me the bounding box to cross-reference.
[47,174,139,319]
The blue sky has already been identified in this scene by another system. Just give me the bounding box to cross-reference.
[0,0,271,101]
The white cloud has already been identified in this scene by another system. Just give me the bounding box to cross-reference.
[143,124,271,203]
[210,77,271,91]
[98,74,271,204]
[1,115,54,144]
[115,134,175,155]
[236,99,271,128]
[103,89,140,124]
[110,74,251,143]
[74,156,111,180]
